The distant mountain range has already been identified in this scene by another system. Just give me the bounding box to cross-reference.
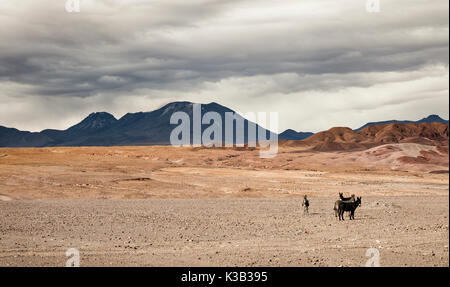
[0,102,274,147]
[278,129,314,141]
[0,101,448,148]
[354,115,449,131]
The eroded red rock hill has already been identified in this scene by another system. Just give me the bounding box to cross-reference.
[282,122,449,152]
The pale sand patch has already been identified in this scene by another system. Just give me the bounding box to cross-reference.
[0,195,12,201]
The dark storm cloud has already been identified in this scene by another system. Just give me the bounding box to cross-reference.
[0,0,448,131]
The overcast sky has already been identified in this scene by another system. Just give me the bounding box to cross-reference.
[0,0,448,132]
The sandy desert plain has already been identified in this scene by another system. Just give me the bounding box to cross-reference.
[0,142,448,267]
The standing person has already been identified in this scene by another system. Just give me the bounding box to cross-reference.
[302,195,309,215]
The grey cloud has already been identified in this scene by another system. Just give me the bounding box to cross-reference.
[0,0,448,132]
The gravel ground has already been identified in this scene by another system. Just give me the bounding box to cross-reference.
[0,196,448,266]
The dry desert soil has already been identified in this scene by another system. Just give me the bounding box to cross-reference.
[0,144,448,266]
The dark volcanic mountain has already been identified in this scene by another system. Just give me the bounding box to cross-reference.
[355,114,449,131]
[278,129,313,140]
[40,112,118,145]
[66,112,118,132]
[0,126,53,147]
[0,102,275,147]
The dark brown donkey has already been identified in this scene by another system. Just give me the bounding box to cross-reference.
[335,197,362,220]
[334,193,355,217]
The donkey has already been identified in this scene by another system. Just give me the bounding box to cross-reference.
[335,196,361,220]
[302,195,309,214]
[339,192,355,201]
[334,193,355,217]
